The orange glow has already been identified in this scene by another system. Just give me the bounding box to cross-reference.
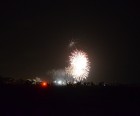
[41,82,47,87]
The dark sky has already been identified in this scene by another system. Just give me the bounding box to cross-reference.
[0,0,139,83]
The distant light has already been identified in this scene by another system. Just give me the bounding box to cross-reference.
[53,80,66,86]
[42,82,47,87]
[54,81,56,83]
[57,80,62,85]
[74,81,77,84]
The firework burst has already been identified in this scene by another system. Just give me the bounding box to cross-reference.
[66,50,90,82]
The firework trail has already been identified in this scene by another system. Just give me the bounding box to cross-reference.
[69,41,75,48]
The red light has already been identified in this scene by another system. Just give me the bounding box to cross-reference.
[42,82,47,87]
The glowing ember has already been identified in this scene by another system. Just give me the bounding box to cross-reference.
[42,82,47,87]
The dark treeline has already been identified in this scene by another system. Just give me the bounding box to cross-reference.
[0,76,140,116]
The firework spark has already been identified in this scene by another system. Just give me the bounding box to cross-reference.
[66,50,90,81]
[69,40,76,48]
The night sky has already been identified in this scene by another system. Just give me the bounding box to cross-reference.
[0,0,139,83]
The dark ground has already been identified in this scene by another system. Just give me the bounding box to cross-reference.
[0,85,140,116]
